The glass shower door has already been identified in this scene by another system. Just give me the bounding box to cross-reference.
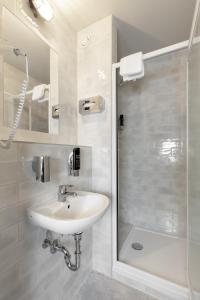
[117,49,188,287]
[188,9,200,298]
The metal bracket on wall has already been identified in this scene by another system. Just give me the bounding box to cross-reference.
[52,105,60,119]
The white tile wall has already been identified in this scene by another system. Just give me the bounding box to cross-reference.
[77,16,117,276]
[0,1,92,299]
[118,50,187,238]
[0,143,92,300]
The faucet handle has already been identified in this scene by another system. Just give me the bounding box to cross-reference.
[58,184,74,194]
[58,185,67,194]
[66,184,74,189]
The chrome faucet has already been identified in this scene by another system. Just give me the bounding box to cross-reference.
[58,185,77,202]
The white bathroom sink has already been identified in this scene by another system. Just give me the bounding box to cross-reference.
[27,191,110,234]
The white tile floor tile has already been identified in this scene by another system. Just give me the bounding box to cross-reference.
[72,271,157,300]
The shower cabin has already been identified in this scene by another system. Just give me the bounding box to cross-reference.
[112,2,200,299]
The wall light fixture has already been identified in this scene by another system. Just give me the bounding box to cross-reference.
[29,0,54,22]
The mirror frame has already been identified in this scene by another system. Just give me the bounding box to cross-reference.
[0,5,64,145]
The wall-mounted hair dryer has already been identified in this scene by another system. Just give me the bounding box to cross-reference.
[68,148,80,177]
[0,45,29,149]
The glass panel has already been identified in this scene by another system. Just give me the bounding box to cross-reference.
[117,50,187,286]
[188,10,200,296]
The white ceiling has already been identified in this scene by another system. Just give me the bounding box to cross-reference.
[52,0,196,59]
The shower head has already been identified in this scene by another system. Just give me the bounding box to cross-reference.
[0,43,29,82]
[13,48,27,57]
[0,42,27,57]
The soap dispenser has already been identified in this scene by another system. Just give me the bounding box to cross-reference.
[32,156,50,183]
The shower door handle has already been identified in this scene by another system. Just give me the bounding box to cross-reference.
[119,114,124,130]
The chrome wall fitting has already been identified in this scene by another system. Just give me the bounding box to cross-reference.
[42,231,82,271]
[52,105,60,119]
[79,96,104,115]
[58,185,77,203]
[68,148,80,177]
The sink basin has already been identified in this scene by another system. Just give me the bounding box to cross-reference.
[27,191,110,234]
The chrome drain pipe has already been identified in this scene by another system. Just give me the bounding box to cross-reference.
[42,231,82,271]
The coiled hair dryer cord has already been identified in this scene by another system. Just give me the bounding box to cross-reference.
[0,50,29,149]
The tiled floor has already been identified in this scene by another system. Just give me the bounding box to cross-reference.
[72,271,157,300]
[119,225,187,286]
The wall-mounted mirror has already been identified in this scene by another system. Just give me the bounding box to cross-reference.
[0,7,59,139]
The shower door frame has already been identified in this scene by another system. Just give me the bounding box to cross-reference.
[111,41,189,300]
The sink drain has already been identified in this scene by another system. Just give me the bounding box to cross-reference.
[131,242,143,251]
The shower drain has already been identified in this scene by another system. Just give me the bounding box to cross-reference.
[131,242,143,251]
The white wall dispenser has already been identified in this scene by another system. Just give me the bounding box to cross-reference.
[79,96,104,115]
